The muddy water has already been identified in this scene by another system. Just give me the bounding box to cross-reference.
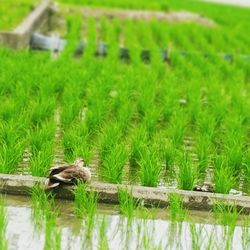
[3,194,249,250]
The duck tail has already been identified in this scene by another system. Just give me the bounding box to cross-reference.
[46,180,60,190]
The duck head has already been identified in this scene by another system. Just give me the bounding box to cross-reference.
[74,158,86,168]
[74,157,91,181]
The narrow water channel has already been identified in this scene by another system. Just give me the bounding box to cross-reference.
[3,195,249,250]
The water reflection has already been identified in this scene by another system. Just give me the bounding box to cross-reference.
[3,195,250,250]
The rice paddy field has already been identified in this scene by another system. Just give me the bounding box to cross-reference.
[0,0,250,249]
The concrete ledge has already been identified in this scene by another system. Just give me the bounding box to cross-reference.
[0,173,249,213]
[0,0,51,49]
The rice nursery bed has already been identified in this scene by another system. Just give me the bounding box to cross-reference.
[1,7,250,194]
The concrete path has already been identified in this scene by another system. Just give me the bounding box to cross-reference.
[202,0,250,7]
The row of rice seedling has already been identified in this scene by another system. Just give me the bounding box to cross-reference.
[54,10,250,58]
[1,9,250,194]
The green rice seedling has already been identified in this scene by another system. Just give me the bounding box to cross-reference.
[62,124,92,163]
[99,122,122,163]
[0,121,26,174]
[75,141,92,165]
[31,185,56,230]
[30,98,56,128]
[0,196,8,250]
[62,127,78,162]
[85,100,107,134]
[213,202,239,233]
[136,81,156,119]
[160,83,177,123]
[29,143,54,177]
[136,205,158,221]
[102,143,127,184]
[84,17,97,60]
[44,209,61,250]
[66,15,82,41]
[30,121,55,156]
[177,152,196,190]
[168,193,186,222]
[73,182,98,218]
[195,134,211,176]
[85,207,97,240]
[61,98,82,130]
[214,155,235,194]
[116,101,133,134]
[205,229,216,250]
[98,216,109,250]
[186,84,202,126]
[31,185,61,249]
[137,87,157,121]
[241,216,250,250]
[0,121,22,146]
[60,79,85,129]
[139,220,161,250]
[31,184,49,211]
[168,111,187,148]
[111,85,133,133]
[189,222,204,250]
[142,106,161,137]
[0,142,24,174]
[197,112,216,141]
[61,14,83,59]
[118,188,138,220]
[129,125,148,167]
[139,147,161,187]
[163,139,176,171]
[224,135,244,175]
[213,202,240,249]
[243,149,250,184]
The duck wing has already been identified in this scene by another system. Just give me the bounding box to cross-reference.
[78,169,91,182]
[50,166,78,183]
[49,164,75,177]
[47,180,60,189]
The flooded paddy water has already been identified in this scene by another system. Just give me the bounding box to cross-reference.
[2,194,249,250]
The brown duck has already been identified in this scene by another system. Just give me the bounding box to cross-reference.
[47,158,91,189]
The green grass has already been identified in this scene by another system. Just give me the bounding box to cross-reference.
[0,0,38,30]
